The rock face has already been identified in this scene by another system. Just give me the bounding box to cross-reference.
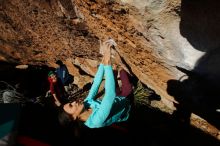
[1,0,220,131]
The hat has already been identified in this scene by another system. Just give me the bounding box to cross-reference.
[48,71,55,77]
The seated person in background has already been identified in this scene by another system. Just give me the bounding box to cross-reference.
[48,71,68,106]
[55,60,73,91]
[58,40,133,129]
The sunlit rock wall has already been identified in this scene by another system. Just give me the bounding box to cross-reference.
[1,0,220,110]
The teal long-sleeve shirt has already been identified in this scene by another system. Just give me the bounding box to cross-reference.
[84,64,131,128]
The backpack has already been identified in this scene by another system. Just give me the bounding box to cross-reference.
[133,80,156,106]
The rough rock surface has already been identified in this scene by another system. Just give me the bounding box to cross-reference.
[1,0,220,140]
[0,0,177,107]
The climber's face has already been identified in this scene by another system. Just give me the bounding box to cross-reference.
[63,101,84,120]
[50,74,57,83]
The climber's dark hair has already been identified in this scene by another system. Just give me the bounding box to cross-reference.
[58,105,73,128]
[57,104,82,137]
